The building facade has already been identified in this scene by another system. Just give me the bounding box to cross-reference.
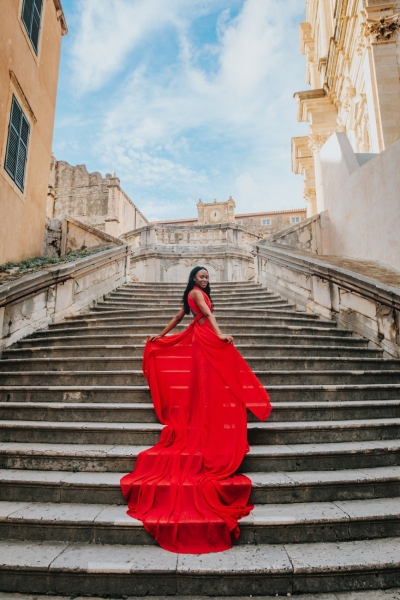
[48,158,148,238]
[0,0,67,263]
[292,0,400,216]
[153,198,307,236]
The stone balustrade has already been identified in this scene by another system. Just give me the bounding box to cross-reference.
[0,246,131,351]
[122,224,260,283]
[254,242,400,358]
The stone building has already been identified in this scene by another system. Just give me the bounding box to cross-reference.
[153,198,307,236]
[48,158,148,238]
[0,0,67,263]
[292,0,400,216]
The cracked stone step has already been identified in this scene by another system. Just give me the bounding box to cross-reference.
[0,592,399,600]
[26,324,348,338]
[0,537,400,596]
[3,356,398,373]
[3,344,382,359]
[1,497,400,546]
[2,369,400,387]
[0,439,399,472]
[1,466,399,505]
[90,305,303,315]
[1,418,399,446]
[15,334,363,348]
[50,315,330,329]
[3,383,400,403]
[1,400,400,423]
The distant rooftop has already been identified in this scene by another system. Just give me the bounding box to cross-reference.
[152,207,306,225]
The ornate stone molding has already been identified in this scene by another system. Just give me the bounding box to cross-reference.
[362,14,400,42]
[308,134,330,152]
[9,71,37,123]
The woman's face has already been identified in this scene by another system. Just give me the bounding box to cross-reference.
[194,269,209,288]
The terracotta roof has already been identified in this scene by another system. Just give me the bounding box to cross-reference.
[151,217,198,224]
[236,208,306,217]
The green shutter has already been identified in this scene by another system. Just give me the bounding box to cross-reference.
[4,97,30,192]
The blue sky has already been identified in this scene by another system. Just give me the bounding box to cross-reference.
[53,0,308,221]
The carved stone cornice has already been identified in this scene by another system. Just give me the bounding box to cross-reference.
[303,188,316,203]
[362,14,400,42]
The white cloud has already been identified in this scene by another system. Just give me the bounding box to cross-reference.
[60,0,307,217]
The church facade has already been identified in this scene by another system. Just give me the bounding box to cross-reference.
[292,0,400,216]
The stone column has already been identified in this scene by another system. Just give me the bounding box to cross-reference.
[308,134,329,213]
[362,8,400,149]
[304,188,317,217]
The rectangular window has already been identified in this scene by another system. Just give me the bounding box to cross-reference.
[262,219,271,225]
[4,96,30,191]
[291,217,300,223]
[21,0,43,54]
[237,220,242,225]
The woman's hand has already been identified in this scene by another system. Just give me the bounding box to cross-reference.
[218,334,234,344]
[147,334,163,342]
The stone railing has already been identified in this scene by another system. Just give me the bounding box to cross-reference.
[122,224,261,253]
[0,245,131,351]
[122,224,260,283]
[254,242,400,357]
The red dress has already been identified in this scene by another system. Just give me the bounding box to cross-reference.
[120,286,272,553]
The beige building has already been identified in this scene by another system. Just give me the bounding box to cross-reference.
[292,0,400,216]
[48,158,148,238]
[153,198,306,236]
[0,0,67,264]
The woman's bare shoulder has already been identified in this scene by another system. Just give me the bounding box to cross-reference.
[188,288,202,299]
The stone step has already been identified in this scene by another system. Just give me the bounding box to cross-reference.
[98,298,293,308]
[0,438,399,472]
[4,594,399,600]
[1,496,400,546]
[39,323,344,337]
[1,355,397,373]
[122,282,264,290]
[0,418,399,446]
[51,314,328,329]
[2,369,400,386]
[16,333,361,348]
[0,537,400,596]
[3,344,382,359]
[88,305,303,316]
[110,290,278,300]
[3,383,400,403]
[1,400,399,423]
[1,466,399,506]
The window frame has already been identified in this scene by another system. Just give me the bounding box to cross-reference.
[21,0,44,55]
[262,218,271,226]
[291,217,300,224]
[4,95,31,192]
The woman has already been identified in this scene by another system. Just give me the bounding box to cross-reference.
[120,266,271,554]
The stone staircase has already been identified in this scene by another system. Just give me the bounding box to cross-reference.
[0,281,400,597]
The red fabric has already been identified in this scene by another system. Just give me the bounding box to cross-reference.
[120,287,272,554]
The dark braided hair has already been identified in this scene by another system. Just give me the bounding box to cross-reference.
[182,266,212,315]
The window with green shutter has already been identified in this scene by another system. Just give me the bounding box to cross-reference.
[21,0,43,54]
[4,97,30,192]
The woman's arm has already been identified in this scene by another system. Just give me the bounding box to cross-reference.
[189,289,233,344]
[147,306,186,341]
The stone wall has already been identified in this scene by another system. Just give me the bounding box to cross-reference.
[320,132,400,272]
[48,159,148,238]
